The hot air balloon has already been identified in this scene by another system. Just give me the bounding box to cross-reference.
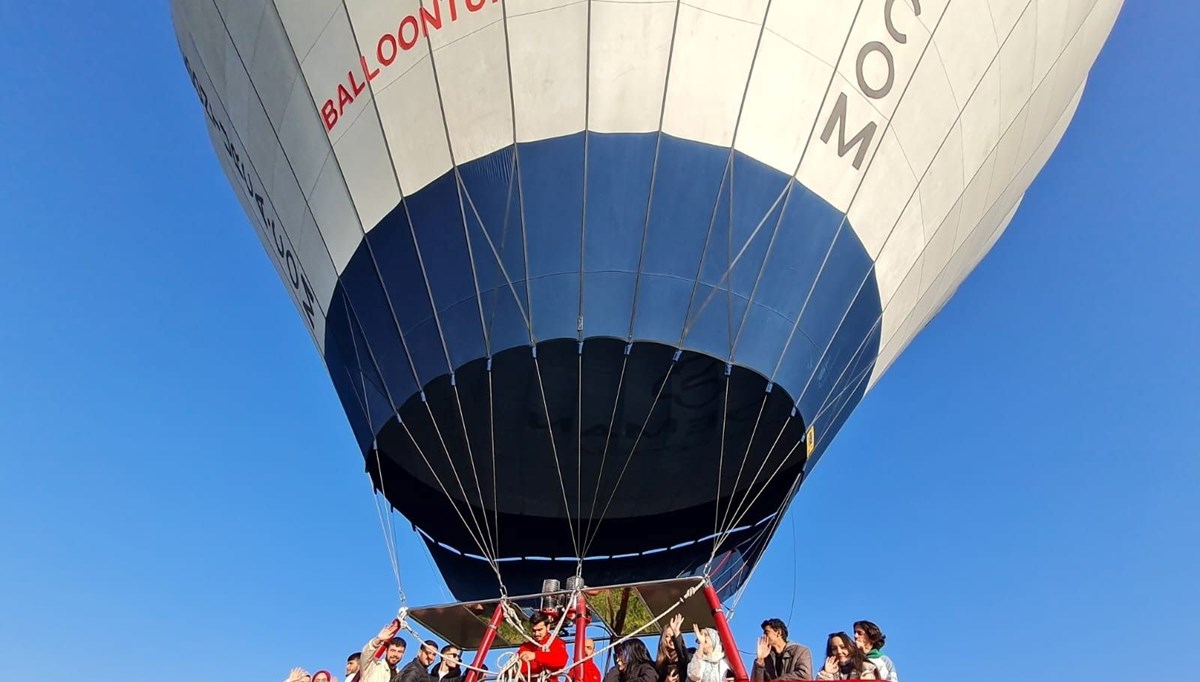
[171,0,1122,611]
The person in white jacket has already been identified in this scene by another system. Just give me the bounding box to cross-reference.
[360,623,408,682]
[686,626,729,682]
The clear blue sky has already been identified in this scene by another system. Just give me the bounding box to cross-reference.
[1,3,1196,681]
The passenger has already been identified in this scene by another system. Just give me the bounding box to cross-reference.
[517,612,570,677]
[751,618,812,680]
[398,640,439,682]
[686,626,730,682]
[313,671,335,682]
[432,645,462,681]
[852,621,897,682]
[655,614,691,682]
[359,625,406,682]
[604,639,659,682]
[817,633,878,680]
[346,653,362,682]
[583,638,602,682]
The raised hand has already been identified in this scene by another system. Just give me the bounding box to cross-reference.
[286,668,310,682]
[377,621,400,642]
[668,613,684,638]
[823,656,838,675]
[755,636,769,662]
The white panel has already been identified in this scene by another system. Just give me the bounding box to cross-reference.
[764,0,857,69]
[421,1,515,159]
[587,0,674,134]
[917,124,965,241]
[933,0,998,107]
[277,67,335,196]
[736,32,831,175]
[375,61,454,195]
[887,25,961,176]
[309,157,365,273]
[249,6,302,128]
[1032,0,1072,86]
[333,110,403,229]
[919,195,962,291]
[275,0,341,62]
[687,0,768,25]
[215,0,267,62]
[996,6,1037,133]
[955,148,997,250]
[845,128,919,258]
[873,194,925,307]
[661,4,763,148]
[508,1,586,143]
[957,59,1001,176]
[988,0,1029,39]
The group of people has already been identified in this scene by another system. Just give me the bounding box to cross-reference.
[280,614,898,682]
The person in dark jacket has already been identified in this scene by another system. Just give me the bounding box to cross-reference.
[605,639,659,682]
[751,618,813,681]
[655,614,691,682]
[396,640,438,682]
[431,645,462,682]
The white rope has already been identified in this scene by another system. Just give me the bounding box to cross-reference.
[554,581,705,678]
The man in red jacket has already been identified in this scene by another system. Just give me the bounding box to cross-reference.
[517,612,569,679]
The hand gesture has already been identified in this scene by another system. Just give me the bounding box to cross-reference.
[668,613,684,637]
[692,625,711,656]
[755,636,769,661]
[823,656,838,675]
[286,668,310,682]
[520,651,537,663]
[377,620,400,642]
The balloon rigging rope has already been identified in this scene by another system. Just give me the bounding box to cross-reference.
[531,352,585,562]
[707,391,771,565]
[580,351,630,549]
[710,375,732,561]
[582,361,678,556]
[624,0,684,342]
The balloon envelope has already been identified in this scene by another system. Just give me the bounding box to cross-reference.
[172,0,1122,600]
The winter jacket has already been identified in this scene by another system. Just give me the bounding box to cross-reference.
[397,658,432,682]
[751,642,813,681]
[816,660,880,680]
[604,662,660,682]
[517,634,570,677]
[431,664,462,682]
[583,660,602,682]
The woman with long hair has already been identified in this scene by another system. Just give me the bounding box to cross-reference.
[605,638,659,682]
[818,633,879,680]
[655,614,690,682]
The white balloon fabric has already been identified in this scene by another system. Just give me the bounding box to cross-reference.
[173,0,1122,600]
